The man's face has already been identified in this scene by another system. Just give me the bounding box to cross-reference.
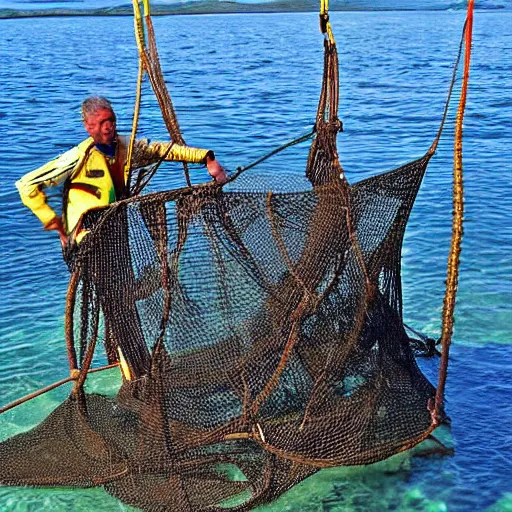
[83,107,117,145]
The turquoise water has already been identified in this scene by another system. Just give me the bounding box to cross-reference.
[0,10,511,512]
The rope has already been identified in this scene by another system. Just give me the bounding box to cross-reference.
[0,363,120,415]
[126,57,144,190]
[435,0,474,419]
[228,129,315,182]
[428,16,467,156]
[130,0,192,188]
[404,323,441,357]
[319,0,335,45]
[131,140,178,195]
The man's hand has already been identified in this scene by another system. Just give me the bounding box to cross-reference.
[44,216,68,248]
[206,153,227,184]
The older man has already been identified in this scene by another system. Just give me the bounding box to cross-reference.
[16,96,227,247]
[16,96,227,380]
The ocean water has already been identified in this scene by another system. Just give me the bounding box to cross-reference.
[0,0,510,15]
[0,10,510,512]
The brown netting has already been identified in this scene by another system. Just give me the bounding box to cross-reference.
[0,2,475,509]
[0,151,438,510]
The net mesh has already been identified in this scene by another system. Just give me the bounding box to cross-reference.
[1,151,439,511]
[0,8,453,512]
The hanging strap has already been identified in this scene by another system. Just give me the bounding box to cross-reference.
[320,0,335,45]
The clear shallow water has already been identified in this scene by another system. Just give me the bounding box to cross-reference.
[0,10,510,512]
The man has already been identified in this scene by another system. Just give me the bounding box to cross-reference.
[16,96,227,247]
[16,96,227,380]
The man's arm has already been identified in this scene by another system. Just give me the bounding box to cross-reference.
[16,145,84,243]
[135,140,227,184]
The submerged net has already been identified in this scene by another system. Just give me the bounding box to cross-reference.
[1,0,475,509]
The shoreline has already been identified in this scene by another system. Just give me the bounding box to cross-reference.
[1,2,504,20]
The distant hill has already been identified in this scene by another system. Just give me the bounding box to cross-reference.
[0,0,509,19]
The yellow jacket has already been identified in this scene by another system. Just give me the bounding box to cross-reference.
[16,135,211,236]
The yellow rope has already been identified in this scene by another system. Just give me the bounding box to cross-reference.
[319,0,335,45]
[125,59,144,183]
[132,0,145,55]
[125,1,147,186]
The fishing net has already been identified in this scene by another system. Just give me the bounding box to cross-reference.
[1,0,475,509]
[0,150,437,510]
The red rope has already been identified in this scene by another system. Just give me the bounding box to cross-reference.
[435,0,474,420]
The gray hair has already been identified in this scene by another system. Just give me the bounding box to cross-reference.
[81,96,113,121]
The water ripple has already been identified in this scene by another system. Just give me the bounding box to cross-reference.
[0,10,510,512]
